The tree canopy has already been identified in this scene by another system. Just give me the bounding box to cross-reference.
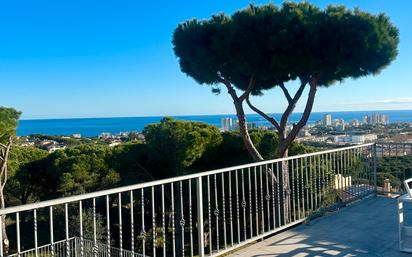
[191,130,315,170]
[0,107,21,143]
[143,117,222,176]
[44,144,120,197]
[173,2,399,162]
[173,2,399,92]
[7,146,48,204]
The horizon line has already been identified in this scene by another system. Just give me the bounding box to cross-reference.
[19,108,412,121]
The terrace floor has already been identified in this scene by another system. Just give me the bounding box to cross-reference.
[228,196,411,257]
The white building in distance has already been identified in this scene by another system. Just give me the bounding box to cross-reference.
[334,134,377,144]
[324,114,332,126]
[221,117,233,132]
[99,132,111,139]
[350,119,360,127]
[364,114,389,125]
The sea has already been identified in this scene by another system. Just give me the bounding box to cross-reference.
[17,110,412,137]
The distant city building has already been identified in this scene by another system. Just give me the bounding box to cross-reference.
[39,140,56,147]
[105,137,122,147]
[221,117,233,132]
[363,115,369,124]
[333,134,377,144]
[232,120,240,131]
[381,114,389,124]
[324,114,332,126]
[221,118,252,131]
[351,134,378,144]
[20,141,35,147]
[332,119,340,127]
[118,132,129,137]
[72,133,81,139]
[298,128,311,137]
[350,119,360,127]
[315,119,323,126]
[333,135,352,143]
[364,113,389,125]
[46,144,66,153]
[129,132,145,141]
[99,132,111,139]
[336,123,345,132]
[137,133,145,140]
[247,122,258,130]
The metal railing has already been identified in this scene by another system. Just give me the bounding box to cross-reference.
[8,237,143,257]
[0,143,377,257]
[376,142,412,193]
[376,142,412,157]
[8,238,77,257]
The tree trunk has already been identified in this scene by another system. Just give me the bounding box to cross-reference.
[276,76,318,224]
[222,77,264,162]
[0,189,8,254]
[0,138,11,254]
[234,102,264,162]
[279,141,290,224]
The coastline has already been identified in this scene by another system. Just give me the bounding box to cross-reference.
[17,110,412,137]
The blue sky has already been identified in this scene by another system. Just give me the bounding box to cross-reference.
[0,0,411,119]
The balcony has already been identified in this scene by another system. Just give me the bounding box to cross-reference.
[0,142,410,257]
[227,196,409,257]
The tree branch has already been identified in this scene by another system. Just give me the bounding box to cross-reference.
[221,77,239,102]
[0,143,6,149]
[292,80,308,102]
[221,77,264,162]
[246,96,281,131]
[0,138,12,190]
[279,82,292,104]
[284,74,319,147]
[279,80,308,133]
[239,75,255,102]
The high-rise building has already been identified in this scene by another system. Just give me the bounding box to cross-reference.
[363,115,369,124]
[336,123,345,132]
[324,114,332,126]
[381,114,389,124]
[315,119,323,126]
[232,119,240,131]
[247,122,258,130]
[221,117,233,131]
[364,113,389,125]
[350,119,360,127]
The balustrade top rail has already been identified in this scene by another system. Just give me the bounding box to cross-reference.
[0,143,374,215]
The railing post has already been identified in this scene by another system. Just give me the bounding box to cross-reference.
[373,143,377,194]
[0,215,3,257]
[196,177,204,257]
[74,237,78,257]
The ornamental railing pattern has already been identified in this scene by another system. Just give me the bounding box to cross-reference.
[0,143,376,257]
